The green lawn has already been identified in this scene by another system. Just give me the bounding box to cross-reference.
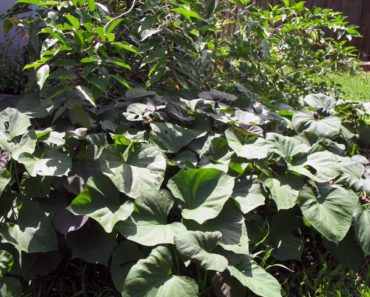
[328,71,370,102]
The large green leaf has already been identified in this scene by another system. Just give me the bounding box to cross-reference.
[0,108,36,161]
[116,190,186,246]
[150,122,203,153]
[303,94,336,113]
[175,231,228,272]
[228,257,282,297]
[262,173,303,210]
[36,64,50,90]
[353,204,370,256]
[19,150,72,177]
[5,132,37,161]
[12,250,62,280]
[167,168,234,224]
[102,144,166,199]
[292,110,341,138]
[184,201,249,254]
[337,160,370,194]
[266,133,309,163]
[0,108,31,139]
[122,246,198,297]
[290,151,340,182]
[232,176,265,214]
[0,168,11,196]
[0,200,57,253]
[173,6,201,21]
[76,85,96,107]
[69,174,134,233]
[206,0,219,17]
[326,230,365,271]
[298,184,357,243]
[225,128,268,160]
[267,212,303,261]
[110,242,144,293]
[66,222,116,266]
[0,277,22,297]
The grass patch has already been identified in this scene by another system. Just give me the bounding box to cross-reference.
[328,71,370,102]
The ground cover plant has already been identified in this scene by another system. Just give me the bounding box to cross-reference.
[0,0,369,296]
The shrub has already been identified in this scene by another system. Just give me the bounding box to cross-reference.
[3,0,359,104]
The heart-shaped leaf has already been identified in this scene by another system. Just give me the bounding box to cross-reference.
[0,108,31,139]
[228,256,282,297]
[122,246,198,297]
[0,168,11,196]
[66,222,116,266]
[0,200,57,253]
[175,231,228,272]
[353,204,370,256]
[69,174,134,233]
[102,144,166,199]
[266,133,309,163]
[19,150,72,177]
[225,128,269,160]
[233,176,265,214]
[299,184,357,243]
[184,201,249,254]
[167,168,234,224]
[150,122,203,153]
[292,110,341,138]
[263,173,303,210]
[303,94,336,112]
[116,190,186,246]
[290,151,340,182]
[110,241,144,293]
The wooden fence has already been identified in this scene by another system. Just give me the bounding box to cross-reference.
[254,0,370,61]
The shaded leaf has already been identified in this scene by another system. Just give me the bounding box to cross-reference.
[67,222,116,266]
[0,277,22,297]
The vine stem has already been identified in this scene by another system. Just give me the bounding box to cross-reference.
[104,0,137,30]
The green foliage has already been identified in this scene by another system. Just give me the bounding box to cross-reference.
[0,0,369,296]
[327,71,370,102]
[1,86,369,296]
[219,1,360,104]
[4,0,359,104]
